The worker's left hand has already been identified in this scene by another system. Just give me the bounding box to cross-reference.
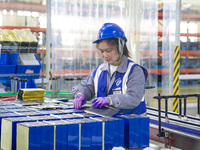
[92,97,109,108]
[73,94,85,110]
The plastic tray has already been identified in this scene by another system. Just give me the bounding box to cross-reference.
[0,53,16,74]
[12,53,41,78]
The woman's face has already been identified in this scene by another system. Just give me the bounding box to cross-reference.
[97,40,119,64]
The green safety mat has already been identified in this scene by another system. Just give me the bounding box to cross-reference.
[0,91,71,97]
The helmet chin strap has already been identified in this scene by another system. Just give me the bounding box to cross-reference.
[118,38,124,55]
[111,38,125,66]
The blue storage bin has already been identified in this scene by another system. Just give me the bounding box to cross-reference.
[181,46,186,50]
[192,46,197,51]
[180,65,185,69]
[12,53,41,78]
[0,79,9,86]
[180,81,185,86]
[157,65,162,69]
[0,53,16,74]
[12,54,42,79]
[192,65,197,68]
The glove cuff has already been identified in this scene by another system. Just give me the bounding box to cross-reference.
[75,93,85,100]
[106,97,111,105]
[75,91,84,97]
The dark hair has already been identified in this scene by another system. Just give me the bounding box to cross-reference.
[96,38,131,58]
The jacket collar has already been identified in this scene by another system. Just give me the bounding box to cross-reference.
[100,55,128,73]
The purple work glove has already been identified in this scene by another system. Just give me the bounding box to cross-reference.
[92,97,110,108]
[73,94,85,110]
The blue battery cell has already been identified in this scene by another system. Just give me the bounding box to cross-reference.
[80,121,92,150]
[1,116,38,150]
[28,122,44,150]
[41,124,54,150]
[19,111,50,117]
[71,119,93,150]
[59,108,85,114]
[2,106,23,109]
[0,112,26,143]
[30,115,61,121]
[113,118,124,147]
[0,101,12,106]
[53,114,83,120]
[67,121,79,149]
[17,121,54,150]
[139,116,150,147]
[124,115,139,148]
[36,110,69,115]
[46,120,69,150]
[55,123,68,150]
[34,110,54,116]
[116,114,150,148]
[0,109,10,113]
[102,118,114,149]
[17,122,43,150]
[73,112,100,118]
[90,120,102,150]
[6,108,33,113]
[79,118,103,150]
[91,117,124,149]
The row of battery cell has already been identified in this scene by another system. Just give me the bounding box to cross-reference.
[0,101,150,150]
[0,113,123,149]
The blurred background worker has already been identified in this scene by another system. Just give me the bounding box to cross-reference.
[72,23,148,115]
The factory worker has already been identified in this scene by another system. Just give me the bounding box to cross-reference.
[72,23,148,115]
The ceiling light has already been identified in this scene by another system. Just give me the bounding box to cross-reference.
[3,9,7,15]
[24,11,31,16]
[32,12,40,17]
[17,10,23,16]
[10,10,14,15]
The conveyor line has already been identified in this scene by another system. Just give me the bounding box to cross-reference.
[148,93,200,150]
[147,107,200,128]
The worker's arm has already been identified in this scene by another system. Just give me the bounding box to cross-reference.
[72,72,95,101]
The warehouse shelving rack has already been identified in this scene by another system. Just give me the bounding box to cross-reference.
[156,12,200,87]
[0,26,46,33]
[0,2,46,12]
[0,26,46,96]
[142,50,200,74]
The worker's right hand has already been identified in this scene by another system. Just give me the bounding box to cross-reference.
[73,94,85,110]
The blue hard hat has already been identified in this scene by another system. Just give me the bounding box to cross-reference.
[93,23,127,43]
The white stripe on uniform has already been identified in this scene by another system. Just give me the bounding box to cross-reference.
[94,64,105,96]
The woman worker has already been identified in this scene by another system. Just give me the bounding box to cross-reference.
[72,23,148,115]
